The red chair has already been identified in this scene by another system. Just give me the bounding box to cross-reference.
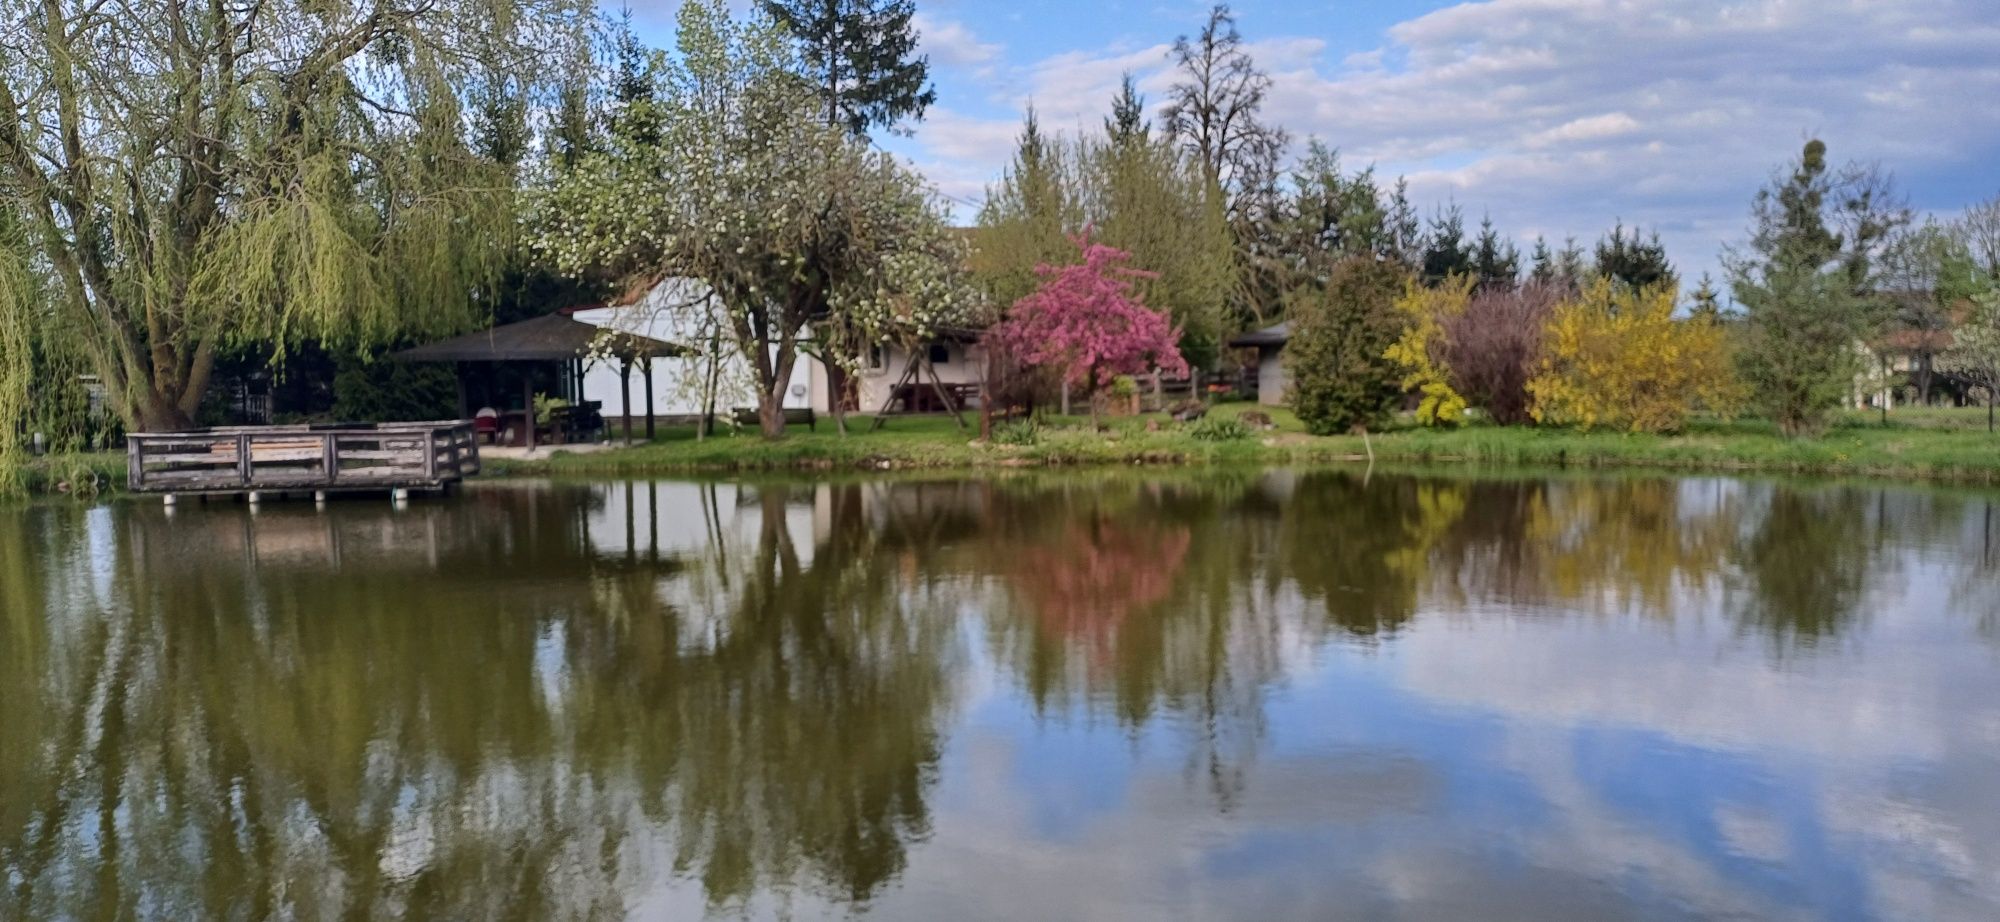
[473,415,500,445]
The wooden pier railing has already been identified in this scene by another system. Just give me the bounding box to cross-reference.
[127,422,479,496]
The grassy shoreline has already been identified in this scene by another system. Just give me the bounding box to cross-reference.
[488,403,2000,486]
[15,405,1999,498]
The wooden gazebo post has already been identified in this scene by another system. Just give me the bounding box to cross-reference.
[523,375,537,452]
[618,357,634,446]
[643,358,656,440]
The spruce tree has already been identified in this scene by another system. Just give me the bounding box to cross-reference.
[761,0,936,136]
[1422,206,1474,284]
[1554,237,1590,292]
[1728,139,1874,436]
[1472,215,1519,289]
[1529,236,1556,283]
[1594,222,1675,289]
[1106,74,1151,146]
[1386,180,1426,271]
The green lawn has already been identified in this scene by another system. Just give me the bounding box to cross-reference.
[15,405,1999,499]
[491,402,2000,486]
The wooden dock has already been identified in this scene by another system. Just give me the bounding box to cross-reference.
[127,421,480,502]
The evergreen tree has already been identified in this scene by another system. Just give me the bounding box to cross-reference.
[1689,273,1724,320]
[1385,179,1426,271]
[1105,73,1151,147]
[1286,258,1413,434]
[1593,222,1676,289]
[1472,216,1519,289]
[1422,206,1474,284]
[1281,142,1389,281]
[1529,236,1555,283]
[1554,236,1590,292]
[608,9,662,146]
[761,0,936,136]
[1728,139,1875,436]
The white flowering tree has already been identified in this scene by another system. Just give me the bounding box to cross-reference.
[1943,288,2000,433]
[530,1,975,438]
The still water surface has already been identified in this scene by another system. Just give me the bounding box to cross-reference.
[4,470,1999,920]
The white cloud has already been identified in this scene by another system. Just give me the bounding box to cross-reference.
[902,0,2000,276]
[1526,112,1640,148]
[913,12,1002,69]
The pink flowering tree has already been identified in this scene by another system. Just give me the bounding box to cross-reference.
[986,233,1189,423]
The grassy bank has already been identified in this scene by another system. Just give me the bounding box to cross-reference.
[14,405,1997,498]
[491,403,2000,485]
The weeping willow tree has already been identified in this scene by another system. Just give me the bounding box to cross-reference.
[0,210,37,491]
[0,0,588,437]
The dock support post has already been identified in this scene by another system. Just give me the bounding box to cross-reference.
[247,491,262,507]
[314,491,328,508]
[392,487,410,508]
[163,494,178,507]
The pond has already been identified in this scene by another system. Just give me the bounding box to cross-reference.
[3,470,1998,920]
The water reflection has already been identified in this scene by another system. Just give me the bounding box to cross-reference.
[3,470,1998,920]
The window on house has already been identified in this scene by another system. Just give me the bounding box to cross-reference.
[928,343,951,365]
[867,344,885,370]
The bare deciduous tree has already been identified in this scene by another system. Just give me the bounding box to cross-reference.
[1162,4,1288,213]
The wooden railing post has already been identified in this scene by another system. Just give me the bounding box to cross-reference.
[128,437,143,491]
[323,432,339,485]
[237,433,252,487]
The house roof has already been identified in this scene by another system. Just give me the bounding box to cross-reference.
[391,313,688,364]
[1229,321,1292,348]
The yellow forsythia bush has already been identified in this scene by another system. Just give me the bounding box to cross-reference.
[1528,279,1743,433]
[1384,278,1472,426]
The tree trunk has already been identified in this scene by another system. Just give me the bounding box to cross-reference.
[758,343,798,439]
[136,393,197,433]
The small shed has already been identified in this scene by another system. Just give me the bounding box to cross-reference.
[394,313,686,449]
[1230,322,1292,407]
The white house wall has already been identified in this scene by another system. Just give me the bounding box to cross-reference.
[571,279,811,418]
[840,342,988,414]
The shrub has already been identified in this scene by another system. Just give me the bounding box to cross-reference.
[1188,415,1251,441]
[1285,258,1413,435]
[1439,281,1562,425]
[1385,278,1471,426]
[1528,279,1744,432]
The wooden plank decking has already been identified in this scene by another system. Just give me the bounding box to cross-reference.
[127,422,480,498]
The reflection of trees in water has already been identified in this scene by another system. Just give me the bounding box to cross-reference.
[1422,478,1742,618]
[6,473,1992,917]
[1727,485,1879,650]
[968,473,1288,805]
[0,485,956,919]
[1963,498,2000,639]
[1280,471,1467,638]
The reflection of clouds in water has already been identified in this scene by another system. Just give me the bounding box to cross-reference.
[1395,596,2000,764]
[1388,578,2000,920]
[9,474,2000,920]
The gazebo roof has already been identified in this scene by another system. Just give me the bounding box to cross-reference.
[392,313,688,364]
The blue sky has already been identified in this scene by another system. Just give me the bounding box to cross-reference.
[627,0,2000,283]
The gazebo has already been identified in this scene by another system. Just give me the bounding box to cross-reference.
[394,313,686,450]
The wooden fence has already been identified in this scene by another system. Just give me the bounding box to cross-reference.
[127,422,479,495]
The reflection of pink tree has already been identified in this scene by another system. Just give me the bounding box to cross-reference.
[1013,520,1192,670]
[985,233,1188,420]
